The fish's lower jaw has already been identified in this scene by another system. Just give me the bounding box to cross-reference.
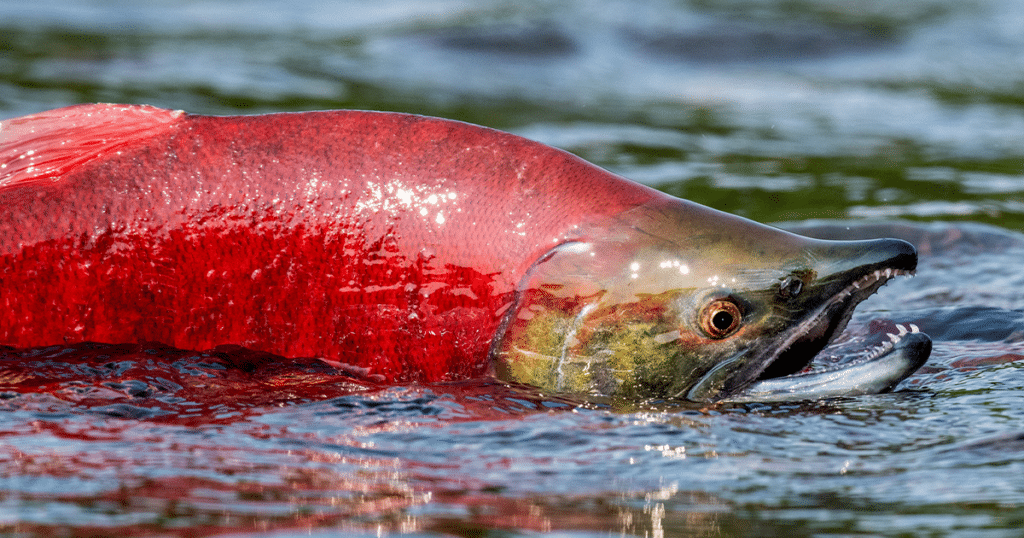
[726,330,931,403]
[781,322,924,378]
[864,323,922,362]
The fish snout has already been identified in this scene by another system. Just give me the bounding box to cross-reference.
[825,237,917,276]
[799,237,918,299]
[857,237,917,273]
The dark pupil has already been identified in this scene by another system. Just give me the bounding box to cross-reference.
[712,310,734,332]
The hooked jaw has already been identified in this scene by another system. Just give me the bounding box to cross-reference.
[729,326,931,403]
[689,237,931,402]
[755,266,916,381]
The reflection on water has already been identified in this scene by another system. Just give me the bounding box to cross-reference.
[2,0,1024,536]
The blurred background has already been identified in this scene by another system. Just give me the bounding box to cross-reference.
[3,0,1022,230]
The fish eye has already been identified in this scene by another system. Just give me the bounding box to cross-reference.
[699,297,742,339]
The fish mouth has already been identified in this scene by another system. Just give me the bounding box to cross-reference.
[753,267,915,384]
[727,326,931,403]
[690,257,929,403]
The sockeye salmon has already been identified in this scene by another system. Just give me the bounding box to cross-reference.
[0,104,931,402]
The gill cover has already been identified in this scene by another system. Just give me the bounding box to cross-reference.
[490,197,918,402]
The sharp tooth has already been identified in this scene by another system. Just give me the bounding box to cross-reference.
[888,333,900,344]
[897,324,908,336]
[852,280,861,289]
[874,270,882,280]
[909,323,920,333]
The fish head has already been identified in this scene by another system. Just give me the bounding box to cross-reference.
[490,197,926,402]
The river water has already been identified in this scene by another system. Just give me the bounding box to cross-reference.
[1,0,1024,536]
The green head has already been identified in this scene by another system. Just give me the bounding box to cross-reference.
[489,197,919,402]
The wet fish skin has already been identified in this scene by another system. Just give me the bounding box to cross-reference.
[0,104,930,400]
[1,104,658,383]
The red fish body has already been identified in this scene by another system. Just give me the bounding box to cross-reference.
[2,105,930,402]
[0,104,658,383]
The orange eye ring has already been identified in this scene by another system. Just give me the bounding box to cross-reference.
[699,298,742,339]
